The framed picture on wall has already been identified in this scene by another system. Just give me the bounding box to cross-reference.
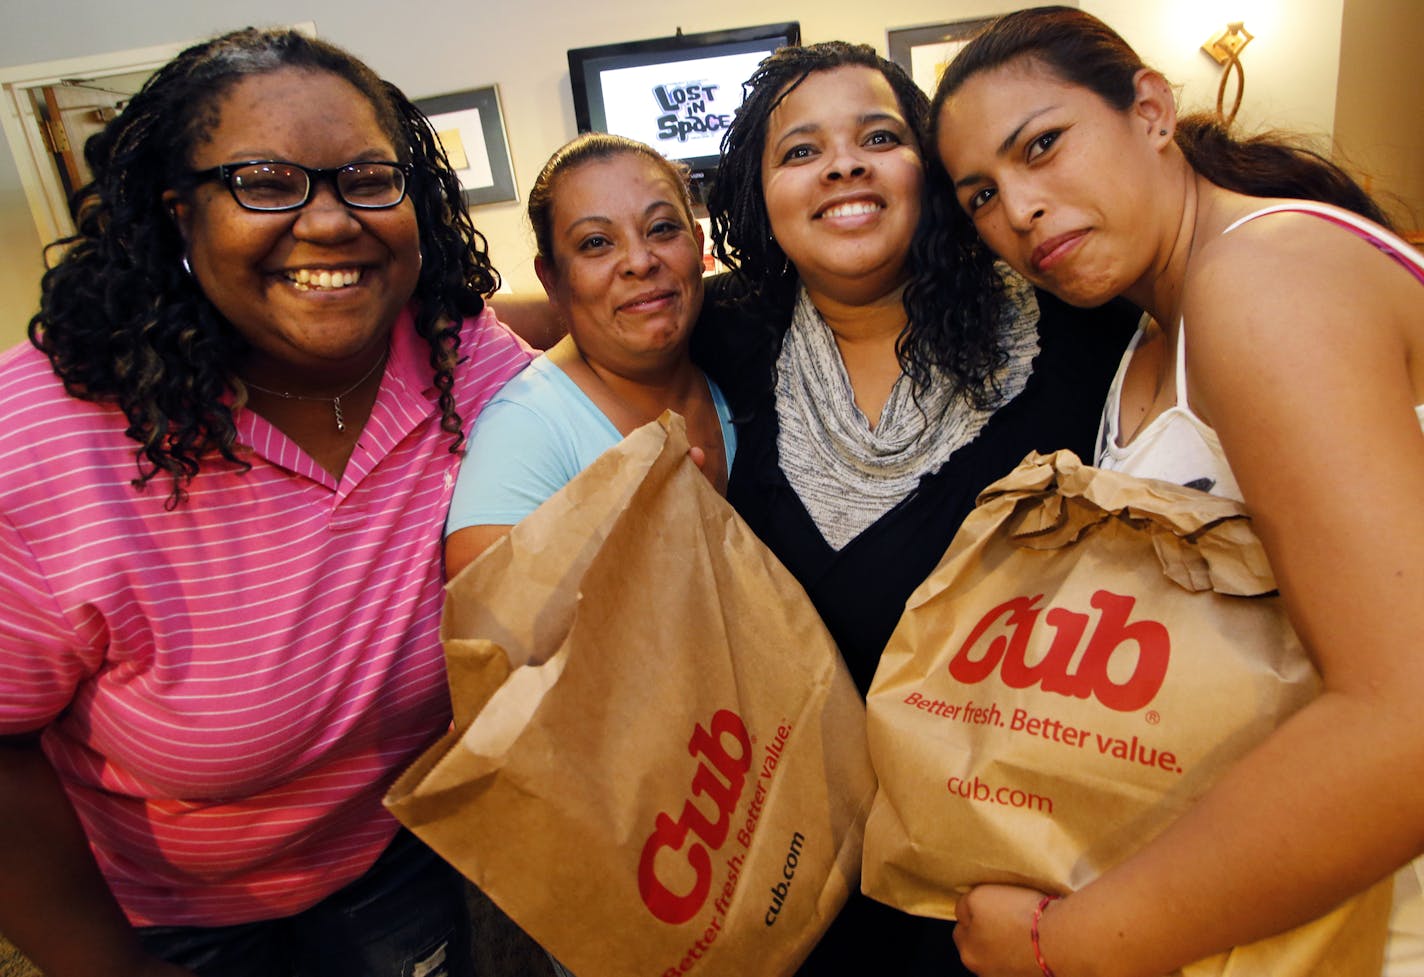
[887,18,996,96]
[415,85,518,206]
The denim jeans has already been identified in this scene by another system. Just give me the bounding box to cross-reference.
[138,829,473,977]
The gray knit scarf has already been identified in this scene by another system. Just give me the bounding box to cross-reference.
[775,275,1041,549]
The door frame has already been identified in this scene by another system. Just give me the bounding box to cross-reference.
[0,23,315,244]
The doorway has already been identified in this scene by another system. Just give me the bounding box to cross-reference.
[0,23,315,244]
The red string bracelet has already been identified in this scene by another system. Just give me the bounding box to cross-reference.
[1031,894,1062,977]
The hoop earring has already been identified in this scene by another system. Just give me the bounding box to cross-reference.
[181,256,193,277]
[1159,129,1168,136]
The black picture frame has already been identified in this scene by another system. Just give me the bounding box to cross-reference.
[415,85,517,206]
[887,18,996,95]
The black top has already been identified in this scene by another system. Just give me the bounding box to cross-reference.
[694,275,1138,976]
[697,276,1137,692]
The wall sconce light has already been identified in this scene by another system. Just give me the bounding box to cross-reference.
[1202,21,1253,125]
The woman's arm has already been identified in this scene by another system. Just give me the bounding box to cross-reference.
[0,736,194,977]
[957,215,1424,977]
[444,524,514,581]
[489,294,565,351]
[442,364,595,582]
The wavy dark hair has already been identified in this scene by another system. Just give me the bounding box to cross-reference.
[706,41,1012,407]
[528,131,696,268]
[931,6,1390,227]
[28,27,499,507]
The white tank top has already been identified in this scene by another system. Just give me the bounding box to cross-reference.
[1096,200,1424,976]
[1097,200,1424,505]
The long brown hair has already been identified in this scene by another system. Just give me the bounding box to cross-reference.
[931,5,1391,228]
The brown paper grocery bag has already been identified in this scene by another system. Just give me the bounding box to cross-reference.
[387,413,875,977]
[863,449,1390,977]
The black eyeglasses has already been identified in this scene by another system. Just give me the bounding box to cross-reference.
[188,160,413,212]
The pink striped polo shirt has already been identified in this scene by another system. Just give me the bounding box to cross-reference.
[0,305,531,927]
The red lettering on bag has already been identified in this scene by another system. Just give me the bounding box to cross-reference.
[638,709,753,924]
[948,591,1169,712]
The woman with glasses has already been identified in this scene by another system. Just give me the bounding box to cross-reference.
[0,27,534,977]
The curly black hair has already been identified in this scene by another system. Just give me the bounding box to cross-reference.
[705,41,1011,407]
[28,27,499,507]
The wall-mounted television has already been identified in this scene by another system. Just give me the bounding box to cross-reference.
[567,22,801,201]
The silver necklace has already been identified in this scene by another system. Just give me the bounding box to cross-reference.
[242,353,387,432]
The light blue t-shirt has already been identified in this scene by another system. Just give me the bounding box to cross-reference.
[445,354,737,534]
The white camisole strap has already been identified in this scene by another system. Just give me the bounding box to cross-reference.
[1220,200,1424,286]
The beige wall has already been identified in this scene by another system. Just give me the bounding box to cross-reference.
[1334,0,1424,230]
[0,183,42,347]
[0,0,1357,351]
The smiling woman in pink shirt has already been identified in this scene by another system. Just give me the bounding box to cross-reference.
[0,28,531,977]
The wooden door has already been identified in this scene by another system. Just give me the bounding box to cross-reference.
[31,69,151,199]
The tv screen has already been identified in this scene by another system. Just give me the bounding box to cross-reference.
[568,22,801,198]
